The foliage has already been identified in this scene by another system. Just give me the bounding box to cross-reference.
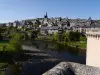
[0,40,22,52]
[66,41,86,48]
[9,33,23,40]
[61,32,69,42]
[8,39,22,52]
[0,63,8,69]
[34,23,39,28]
[35,19,41,25]
[0,71,4,75]
[52,31,86,48]
[28,30,39,40]
[80,34,87,41]
[0,41,9,51]
[0,27,6,33]
[0,40,22,57]
[0,33,3,41]
[53,31,81,42]
[68,31,81,41]
[53,32,59,41]
[22,32,28,40]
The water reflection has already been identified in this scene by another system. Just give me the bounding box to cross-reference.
[23,40,86,64]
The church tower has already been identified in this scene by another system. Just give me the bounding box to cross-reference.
[44,12,48,18]
[88,17,93,26]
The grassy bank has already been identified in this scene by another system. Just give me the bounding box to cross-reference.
[0,63,8,75]
[66,41,86,49]
[35,36,87,49]
[0,40,9,51]
[0,72,4,75]
[35,35,53,41]
[55,41,86,55]
[0,63,8,69]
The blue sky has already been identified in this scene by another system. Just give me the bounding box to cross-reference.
[0,0,100,23]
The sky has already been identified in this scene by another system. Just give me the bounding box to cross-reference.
[0,0,100,23]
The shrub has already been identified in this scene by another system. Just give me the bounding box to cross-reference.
[9,39,22,52]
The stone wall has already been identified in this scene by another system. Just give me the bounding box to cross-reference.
[86,30,100,67]
[43,61,100,75]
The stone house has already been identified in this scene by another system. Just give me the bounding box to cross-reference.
[40,26,59,35]
[47,26,59,34]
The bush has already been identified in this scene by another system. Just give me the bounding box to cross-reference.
[0,33,3,41]
[80,34,87,41]
[53,32,59,41]
[0,72,4,75]
[9,33,23,40]
[68,31,81,41]
[9,40,22,52]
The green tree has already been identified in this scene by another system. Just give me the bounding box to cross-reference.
[34,23,39,28]
[9,33,23,40]
[0,33,3,41]
[30,31,37,40]
[68,31,81,41]
[23,32,28,40]
[80,34,87,41]
[53,32,59,41]
[9,39,22,52]
[62,32,69,42]
[36,19,41,25]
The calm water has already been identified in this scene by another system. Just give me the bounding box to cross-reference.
[23,40,86,64]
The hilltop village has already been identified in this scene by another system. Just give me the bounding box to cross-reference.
[0,13,100,35]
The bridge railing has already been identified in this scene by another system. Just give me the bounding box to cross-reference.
[86,28,100,35]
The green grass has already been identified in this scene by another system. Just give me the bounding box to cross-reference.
[0,63,8,69]
[0,40,9,51]
[0,72,4,75]
[67,41,86,48]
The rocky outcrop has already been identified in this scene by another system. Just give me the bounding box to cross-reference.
[43,61,100,75]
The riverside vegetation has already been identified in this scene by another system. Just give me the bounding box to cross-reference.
[0,26,86,75]
[36,31,87,49]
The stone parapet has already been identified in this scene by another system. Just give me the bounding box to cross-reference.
[43,61,100,75]
[86,29,100,38]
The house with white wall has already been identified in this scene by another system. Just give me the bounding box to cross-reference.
[48,26,59,34]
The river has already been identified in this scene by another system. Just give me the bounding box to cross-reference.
[22,40,86,64]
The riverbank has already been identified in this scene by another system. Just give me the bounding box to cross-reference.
[33,39,86,54]
[0,40,9,51]
[35,35,87,49]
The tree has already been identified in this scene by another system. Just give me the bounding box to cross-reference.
[68,31,81,41]
[34,23,39,28]
[1,45,6,60]
[29,30,38,40]
[0,33,3,41]
[67,20,70,27]
[27,21,33,27]
[36,19,41,25]
[10,33,23,40]
[53,32,59,41]
[62,32,69,42]
[80,34,87,41]
[23,32,28,40]
[9,39,22,52]
[0,27,6,33]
